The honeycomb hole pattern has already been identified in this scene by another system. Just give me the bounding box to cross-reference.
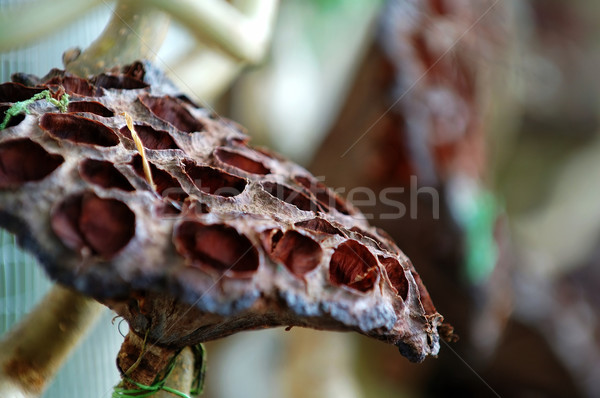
[0,138,64,188]
[119,124,179,150]
[0,61,445,365]
[294,175,350,214]
[0,105,25,128]
[139,94,204,133]
[131,155,188,202]
[266,230,322,276]
[39,113,119,147]
[411,271,437,315]
[184,160,247,198]
[373,227,402,254]
[67,101,114,117]
[79,159,135,192]
[174,221,260,277]
[51,192,136,258]
[379,256,409,301]
[329,240,379,292]
[0,82,44,102]
[252,146,287,162]
[120,61,146,81]
[262,181,321,212]
[350,226,398,253]
[92,74,149,90]
[214,148,271,175]
[45,76,99,97]
[294,218,345,237]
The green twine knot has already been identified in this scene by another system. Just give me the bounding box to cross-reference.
[112,344,206,398]
[0,89,69,129]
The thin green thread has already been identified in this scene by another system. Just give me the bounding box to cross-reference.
[113,343,206,398]
[190,344,207,396]
[0,89,69,129]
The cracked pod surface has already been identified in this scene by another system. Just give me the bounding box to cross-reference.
[0,62,444,363]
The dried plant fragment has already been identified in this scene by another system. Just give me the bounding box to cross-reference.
[123,112,155,190]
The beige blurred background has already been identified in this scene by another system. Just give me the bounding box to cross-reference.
[2,0,600,397]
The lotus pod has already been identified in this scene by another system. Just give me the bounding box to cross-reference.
[0,62,445,365]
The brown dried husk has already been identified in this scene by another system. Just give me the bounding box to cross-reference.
[0,62,444,365]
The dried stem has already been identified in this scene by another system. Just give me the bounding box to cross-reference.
[167,48,243,103]
[117,332,178,387]
[0,285,103,397]
[114,332,198,397]
[0,0,278,65]
[65,0,170,77]
[0,0,278,100]
[161,0,280,101]
[144,0,279,64]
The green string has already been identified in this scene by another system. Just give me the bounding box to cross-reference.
[112,344,207,398]
[190,344,207,396]
[0,89,69,129]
